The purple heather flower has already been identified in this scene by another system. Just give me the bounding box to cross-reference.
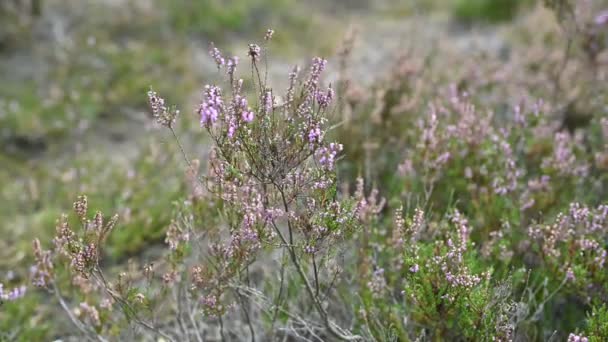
[434,152,451,167]
[409,264,420,273]
[565,267,576,282]
[201,294,218,311]
[209,42,225,69]
[568,333,589,342]
[147,90,166,118]
[227,117,237,138]
[316,143,343,170]
[0,283,26,301]
[233,95,254,123]
[263,90,273,115]
[77,302,101,327]
[595,10,608,26]
[147,90,179,128]
[226,56,239,77]
[308,125,322,145]
[198,85,223,127]
[304,245,317,254]
[316,86,334,109]
[305,57,327,90]
[367,268,387,298]
[242,110,254,123]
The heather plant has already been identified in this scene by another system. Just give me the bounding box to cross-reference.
[26,32,369,341]
[578,304,608,341]
[330,1,608,339]
[356,206,517,340]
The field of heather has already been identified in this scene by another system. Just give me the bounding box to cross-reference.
[1,0,608,341]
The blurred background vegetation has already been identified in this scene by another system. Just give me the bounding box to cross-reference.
[0,0,562,339]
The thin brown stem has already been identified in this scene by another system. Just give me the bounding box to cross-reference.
[52,282,106,342]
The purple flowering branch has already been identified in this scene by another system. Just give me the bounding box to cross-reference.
[150,33,363,340]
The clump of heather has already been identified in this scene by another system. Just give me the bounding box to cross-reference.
[528,203,608,296]
[330,1,608,339]
[29,32,366,341]
[184,35,363,339]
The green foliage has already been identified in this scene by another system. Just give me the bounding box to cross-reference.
[0,39,194,145]
[166,0,296,38]
[583,304,608,341]
[0,293,50,341]
[452,0,533,23]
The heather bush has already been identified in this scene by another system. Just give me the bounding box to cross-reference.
[25,32,370,341]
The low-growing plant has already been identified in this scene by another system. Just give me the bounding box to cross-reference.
[25,32,373,341]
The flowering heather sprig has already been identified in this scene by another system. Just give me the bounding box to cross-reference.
[417,106,442,161]
[367,268,386,298]
[165,220,190,251]
[147,90,179,128]
[304,57,327,91]
[72,274,95,294]
[315,86,334,109]
[354,178,385,223]
[427,210,487,291]
[391,207,424,273]
[285,65,300,106]
[239,96,255,123]
[31,196,119,312]
[568,333,589,342]
[307,122,323,146]
[0,283,26,301]
[520,175,553,211]
[75,302,101,327]
[315,142,343,170]
[261,88,273,116]
[74,195,88,220]
[31,238,53,288]
[445,91,493,147]
[391,206,405,246]
[71,243,98,275]
[209,42,225,69]
[528,202,608,287]
[541,131,589,177]
[566,267,576,282]
[53,214,75,258]
[451,209,470,251]
[198,85,223,127]
[409,208,425,240]
[491,130,521,195]
[226,56,239,78]
[162,270,180,286]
